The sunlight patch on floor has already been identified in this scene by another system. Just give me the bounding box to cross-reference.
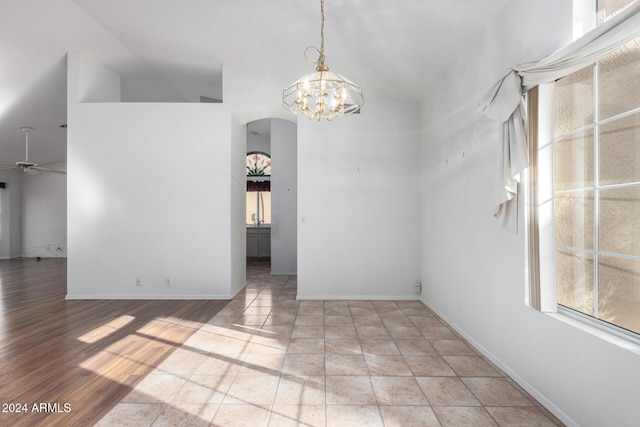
[77,315,135,343]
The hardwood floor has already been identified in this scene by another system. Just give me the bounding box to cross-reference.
[0,258,228,427]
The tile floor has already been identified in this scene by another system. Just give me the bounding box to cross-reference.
[96,261,564,426]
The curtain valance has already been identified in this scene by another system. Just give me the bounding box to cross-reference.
[247,180,270,192]
[478,1,640,233]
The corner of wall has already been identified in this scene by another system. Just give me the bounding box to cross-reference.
[0,171,22,259]
[67,49,121,104]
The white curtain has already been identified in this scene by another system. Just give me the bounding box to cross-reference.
[478,1,640,233]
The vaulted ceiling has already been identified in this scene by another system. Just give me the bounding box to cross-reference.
[0,0,511,167]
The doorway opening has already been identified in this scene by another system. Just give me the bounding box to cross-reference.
[243,118,297,276]
[246,150,272,259]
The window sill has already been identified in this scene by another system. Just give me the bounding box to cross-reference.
[546,309,640,356]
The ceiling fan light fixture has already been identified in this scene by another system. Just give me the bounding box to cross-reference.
[282,0,364,120]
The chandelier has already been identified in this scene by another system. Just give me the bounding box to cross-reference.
[282,0,364,120]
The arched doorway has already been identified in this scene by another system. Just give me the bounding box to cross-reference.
[244,118,297,275]
[229,108,297,289]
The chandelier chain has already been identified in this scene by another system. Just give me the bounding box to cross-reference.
[319,0,325,65]
[303,0,327,69]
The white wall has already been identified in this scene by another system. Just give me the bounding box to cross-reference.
[247,129,270,154]
[22,161,67,257]
[271,118,297,275]
[297,94,421,299]
[67,50,237,299]
[419,1,640,426]
[0,169,22,259]
[0,162,65,260]
[78,54,120,103]
[229,114,247,297]
[65,56,294,300]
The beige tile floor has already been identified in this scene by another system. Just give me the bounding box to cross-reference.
[97,261,564,427]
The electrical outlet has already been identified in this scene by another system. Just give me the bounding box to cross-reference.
[413,280,422,295]
[136,276,142,287]
[165,277,171,287]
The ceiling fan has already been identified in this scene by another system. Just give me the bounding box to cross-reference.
[0,127,66,175]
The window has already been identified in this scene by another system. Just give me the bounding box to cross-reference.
[597,0,636,23]
[246,152,271,177]
[530,0,640,336]
[246,152,271,226]
[246,191,271,226]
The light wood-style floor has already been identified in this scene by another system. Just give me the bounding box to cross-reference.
[0,258,228,427]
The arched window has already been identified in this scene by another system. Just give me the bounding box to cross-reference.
[246,152,271,176]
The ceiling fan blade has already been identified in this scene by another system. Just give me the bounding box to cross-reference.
[0,165,17,170]
[32,166,67,175]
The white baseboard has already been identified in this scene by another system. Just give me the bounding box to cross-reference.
[229,285,247,299]
[65,294,234,300]
[26,256,67,259]
[297,294,420,301]
[420,296,579,427]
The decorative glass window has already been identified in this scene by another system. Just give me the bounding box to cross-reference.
[246,152,271,176]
